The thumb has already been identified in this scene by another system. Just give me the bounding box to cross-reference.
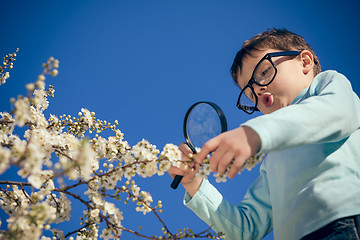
[179,142,193,156]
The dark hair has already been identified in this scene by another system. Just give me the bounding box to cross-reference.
[230,28,321,87]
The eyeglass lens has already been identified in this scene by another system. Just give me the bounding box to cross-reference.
[253,59,275,86]
[239,58,275,112]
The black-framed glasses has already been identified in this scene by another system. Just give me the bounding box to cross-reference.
[236,51,301,114]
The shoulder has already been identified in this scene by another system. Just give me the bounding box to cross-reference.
[310,70,351,95]
[315,70,348,81]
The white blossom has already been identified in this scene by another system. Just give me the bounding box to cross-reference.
[59,132,79,151]
[46,193,71,223]
[196,164,211,179]
[104,201,118,216]
[48,114,64,134]
[17,139,45,178]
[0,146,11,174]
[109,210,123,228]
[14,98,31,127]
[100,169,122,190]
[100,227,115,240]
[0,111,15,136]
[157,159,172,176]
[123,164,136,180]
[131,139,160,178]
[131,184,140,197]
[33,88,49,110]
[90,193,104,208]
[213,172,228,183]
[28,175,43,189]
[0,185,30,216]
[89,209,100,222]
[29,106,48,128]
[11,136,27,163]
[135,191,153,215]
[243,153,265,170]
[106,136,118,159]
[76,140,98,180]
[0,71,10,85]
[132,139,159,161]
[80,108,93,127]
[28,170,54,190]
[40,236,52,240]
[160,143,181,168]
[93,136,107,158]
[5,201,56,240]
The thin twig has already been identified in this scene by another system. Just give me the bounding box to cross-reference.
[64,222,93,238]
[0,180,32,186]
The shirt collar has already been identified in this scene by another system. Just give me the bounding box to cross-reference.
[291,87,309,105]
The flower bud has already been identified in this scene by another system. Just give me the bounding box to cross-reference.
[53,59,59,68]
[38,74,45,81]
[51,69,58,77]
[25,83,35,91]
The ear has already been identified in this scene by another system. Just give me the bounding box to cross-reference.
[299,50,315,75]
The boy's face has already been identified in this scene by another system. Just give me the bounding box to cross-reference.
[236,49,313,114]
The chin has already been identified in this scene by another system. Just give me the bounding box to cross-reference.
[260,108,272,114]
[263,106,280,114]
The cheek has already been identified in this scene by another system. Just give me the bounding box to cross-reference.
[271,71,293,95]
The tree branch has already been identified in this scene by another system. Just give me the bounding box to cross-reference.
[0,180,32,187]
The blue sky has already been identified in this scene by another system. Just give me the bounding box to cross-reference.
[1,1,359,239]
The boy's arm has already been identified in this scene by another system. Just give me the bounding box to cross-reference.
[184,163,273,240]
[244,71,360,154]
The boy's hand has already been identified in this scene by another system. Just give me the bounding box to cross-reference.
[168,143,203,197]
[196,126,261,179]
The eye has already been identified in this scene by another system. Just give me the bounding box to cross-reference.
[261,67,271,77]
[255,59,274,82]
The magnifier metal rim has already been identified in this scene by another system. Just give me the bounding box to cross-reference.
[183,101,228,153]
[171,101,228,189]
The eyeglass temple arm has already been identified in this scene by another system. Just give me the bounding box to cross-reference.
[269,51,318,64]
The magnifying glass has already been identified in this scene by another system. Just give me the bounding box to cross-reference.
[170,101,227,189]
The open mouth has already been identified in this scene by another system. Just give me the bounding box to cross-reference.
[262,93,274,107]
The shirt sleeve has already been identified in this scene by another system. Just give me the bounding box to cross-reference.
[184,163,273,240]
[243,70,360,154]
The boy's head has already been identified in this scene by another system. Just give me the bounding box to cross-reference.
[231,28,321,114]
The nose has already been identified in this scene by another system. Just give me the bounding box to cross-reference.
[252,85,267,97]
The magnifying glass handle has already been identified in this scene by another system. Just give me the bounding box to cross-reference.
[171,142,196,189]
[171,175,183,189]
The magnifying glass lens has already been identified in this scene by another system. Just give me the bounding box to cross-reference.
[171,102,227,189]
[186,103,223,151]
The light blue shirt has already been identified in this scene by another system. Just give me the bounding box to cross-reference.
[184,70,360,240]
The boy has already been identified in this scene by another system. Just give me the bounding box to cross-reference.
[168,28,360,239]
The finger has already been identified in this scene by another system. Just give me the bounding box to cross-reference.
[179,142,193,156]
[179,168,197,185]
[179,143,195,166]
[216,151,235,176]
[227,156,246,178]
[208,148,223,173]
[167,166,186,178]
[193,160,203,172]
[196,135,221,164]
[207,137,230,172]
